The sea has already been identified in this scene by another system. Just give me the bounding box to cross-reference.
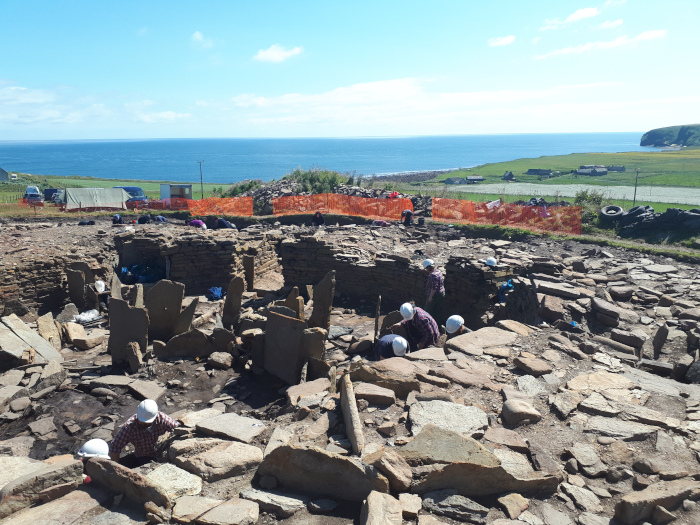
[0,133,651,184]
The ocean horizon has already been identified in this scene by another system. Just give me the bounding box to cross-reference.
[0,133,653,184]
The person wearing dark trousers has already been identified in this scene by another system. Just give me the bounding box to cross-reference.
[423,259,445,320]
[391,302,439,351]
[312,211,325,227]
[374,334,409,360]
[401,209,414,226]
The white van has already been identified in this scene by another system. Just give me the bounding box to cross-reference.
[10,174,17,180]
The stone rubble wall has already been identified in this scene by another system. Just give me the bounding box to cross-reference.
[0,253,109,316]
[280,236,531,327]
[114,232,283,295]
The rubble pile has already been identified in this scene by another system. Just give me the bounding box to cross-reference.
[0,222,700,524]
[616,206,700,239]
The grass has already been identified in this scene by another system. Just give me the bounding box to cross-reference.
[423,147,700,188]
[0,173,224,202]
[394,186,698,213]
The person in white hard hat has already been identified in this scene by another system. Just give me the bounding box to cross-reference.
[374,334,409,360]
[108,399,179,468]
[77,438,111,459]
[423,259,445,319]
[445,314,471,341]
[391,302,440,350]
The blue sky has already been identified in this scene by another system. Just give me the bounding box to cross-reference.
[1,0,697,139]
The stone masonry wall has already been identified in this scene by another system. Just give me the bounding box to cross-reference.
[114,231,283,295]
[279,235,528,328]
[0,253,111,317]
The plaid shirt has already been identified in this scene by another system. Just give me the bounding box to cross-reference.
[426,270,445,298]
[109,412,179,458]
[402,306,440,348]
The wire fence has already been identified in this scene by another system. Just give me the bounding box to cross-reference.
[272,194,414,220]
[432,197,582,235]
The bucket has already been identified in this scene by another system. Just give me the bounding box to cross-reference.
[418,217,425,226]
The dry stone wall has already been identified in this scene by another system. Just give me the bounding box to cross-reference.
[0,254,109,317]
[114,231,283,295]
[279,235,532,327]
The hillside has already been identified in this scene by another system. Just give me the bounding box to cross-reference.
[640,124,700,147]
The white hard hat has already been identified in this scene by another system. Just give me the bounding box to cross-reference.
[485,257,498,267]
[77,438,110,459]
[422,259,434,269]
[400,303,415,320]
[136,399,159,424]
[446,315,465,334]
[392,336,408,357]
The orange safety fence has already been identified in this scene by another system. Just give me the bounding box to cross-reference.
[187,196,254,217]
[432,198,582,236]
[272,194,413,221]
[148,198,193,211]
[18,198,45,208]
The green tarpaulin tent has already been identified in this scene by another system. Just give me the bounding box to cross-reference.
[62,187,131,211]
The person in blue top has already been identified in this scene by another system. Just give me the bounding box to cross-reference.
[374,334,409,360]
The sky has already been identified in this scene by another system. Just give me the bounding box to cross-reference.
[1,0,698,140]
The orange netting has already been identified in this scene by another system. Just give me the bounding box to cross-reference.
[432,198,582,235]
[272,194,413,220]
[148,198,193,211]
[18,198,45,208]
[187,197,254,217]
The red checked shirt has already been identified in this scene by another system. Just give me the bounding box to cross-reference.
[109,412,179,458]
[401,306,440,348]
[426,269,445,298]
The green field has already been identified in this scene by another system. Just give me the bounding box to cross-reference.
[0,173,224,203]
[426,147,700,188]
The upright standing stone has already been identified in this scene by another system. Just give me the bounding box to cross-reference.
[222,276,246,329]
[132,283,144,308]
[144,280,185,342]
[174,298,199,336]
[110,273,123,300]
[308,271,335,331]
[108,298,148,365]
[243,255,255,292]
[264,312,308,384]
[70,261,95,284]
[2,314,62,364]
[361,491,403,525]
[66,269,86,309]
[37,313,61,351]
[341,374,364,455]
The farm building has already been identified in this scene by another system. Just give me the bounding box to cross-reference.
[444,177,466,185]
[575,168,608,176]
[580,164,607,169]
[526,168,552,176]
[502,171,515,181]
[466,176,485,184]
[607,165,626,172]
[0,167,8,182]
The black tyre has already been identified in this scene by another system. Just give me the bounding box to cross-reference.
[599,205,624,225]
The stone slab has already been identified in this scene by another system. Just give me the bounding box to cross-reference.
[409,400,488,438]
[196,413,267,444]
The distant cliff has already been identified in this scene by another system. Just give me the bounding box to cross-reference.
[640,124,700,147]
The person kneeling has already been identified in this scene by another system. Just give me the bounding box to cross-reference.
[374,334,409,360]
[108,399,179,468]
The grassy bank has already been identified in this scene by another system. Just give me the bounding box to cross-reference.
[0,173,224,203]
[424,147,700,188]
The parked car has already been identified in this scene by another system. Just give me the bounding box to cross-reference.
[23,185,43,203]
[114,186,148,209]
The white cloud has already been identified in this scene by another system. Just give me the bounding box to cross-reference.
[532,37,541,45]
[253,44,303,63]
[0,85,55,105]
[541,6,601,30]
[488,35,516,47]
[565,7,601,23]
[535,29,666,59]
[191,31,213,49]
[599,19,623,29]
